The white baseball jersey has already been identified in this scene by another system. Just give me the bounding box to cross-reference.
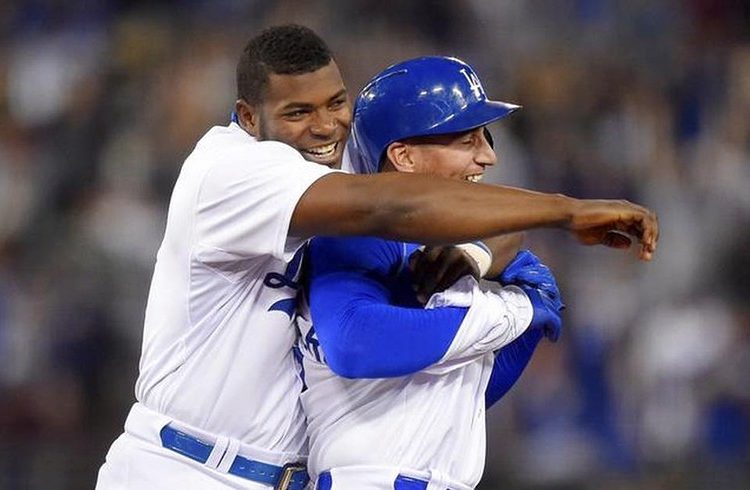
[340,141,356,173]
[298,270,533,489]
[99,122,339,486]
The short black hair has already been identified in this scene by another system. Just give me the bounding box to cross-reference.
[237,24,333,104]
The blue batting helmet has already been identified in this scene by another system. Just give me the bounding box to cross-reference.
[348,56,520,174]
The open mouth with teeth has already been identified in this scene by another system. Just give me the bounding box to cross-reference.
[465,174,483,183]
[301,142,339,164]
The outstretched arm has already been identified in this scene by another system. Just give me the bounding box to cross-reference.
[291,172,658,260]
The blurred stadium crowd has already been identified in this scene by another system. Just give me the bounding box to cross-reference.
[0,1,748,488]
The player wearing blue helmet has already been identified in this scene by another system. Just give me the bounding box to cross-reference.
[347,56,519,175]
[298,56,565,490]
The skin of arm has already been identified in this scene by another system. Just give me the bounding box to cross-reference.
[483,233,525,278]
[290,172,658,260]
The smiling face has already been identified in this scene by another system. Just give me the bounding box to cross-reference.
[235,61,351,168]
[383,126,496,182]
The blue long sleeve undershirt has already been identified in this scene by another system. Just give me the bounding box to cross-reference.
[307,236,541,405]
[310,270,469,378]
[485,329,543,408]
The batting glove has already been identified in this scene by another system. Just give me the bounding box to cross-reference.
[499,249,564,312]
[522,286,563,342]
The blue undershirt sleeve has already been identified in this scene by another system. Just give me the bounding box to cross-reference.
[307,236,469,379]
[485,328,543,408]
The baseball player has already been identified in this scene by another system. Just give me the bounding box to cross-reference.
[298,56,565,490]
[96,25,658,489]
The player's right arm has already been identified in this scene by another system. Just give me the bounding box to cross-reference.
[290,172,659,260]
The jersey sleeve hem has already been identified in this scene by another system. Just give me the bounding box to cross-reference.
[276,167,344,262]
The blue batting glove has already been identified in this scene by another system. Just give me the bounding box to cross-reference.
[499,249,540,283]
[500,250,565,312]
[522,286,563,342]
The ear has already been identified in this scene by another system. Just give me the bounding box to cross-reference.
[384,142,417,173]
[235,99,260,137]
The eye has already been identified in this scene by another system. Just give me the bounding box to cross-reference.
[329,98,347,110]
[284,109,309,120]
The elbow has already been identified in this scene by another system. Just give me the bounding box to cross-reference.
[323,333,385,379]
[326,347,411,379]
[355,205,417,239]
[314,318,373,379]
[325,347,370,379]
[347,177,420,237]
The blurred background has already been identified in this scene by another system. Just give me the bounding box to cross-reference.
[0,0,748,488]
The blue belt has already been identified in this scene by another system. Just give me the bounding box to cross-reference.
[159,425,309,490]
[318,471,448,490]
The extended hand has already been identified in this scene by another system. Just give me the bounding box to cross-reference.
[568,199,659,261]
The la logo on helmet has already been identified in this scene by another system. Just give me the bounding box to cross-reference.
[459,68,484,99]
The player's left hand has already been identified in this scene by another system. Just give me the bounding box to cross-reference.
[499,250,564,312]
[522,285,563,342]
[410,245,480,304]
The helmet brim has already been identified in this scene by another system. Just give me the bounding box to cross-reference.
[422,99,521,137]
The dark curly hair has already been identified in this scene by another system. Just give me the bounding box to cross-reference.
[237,24,333,104]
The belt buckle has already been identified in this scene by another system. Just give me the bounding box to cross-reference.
[275,462,306,490]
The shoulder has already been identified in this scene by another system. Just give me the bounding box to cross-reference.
[196,124,305,166]
[191,125,335,192]
[309,236,407,277]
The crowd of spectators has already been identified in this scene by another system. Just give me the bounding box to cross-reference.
[0,1,748,488]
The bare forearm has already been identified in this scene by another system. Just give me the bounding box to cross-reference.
[292,172,658,260]
[375,179,572,244]
[293,173,573,244]
[483,233,525,278]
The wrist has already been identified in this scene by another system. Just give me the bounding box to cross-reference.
[456,241,493,277]
[558,194,580,229]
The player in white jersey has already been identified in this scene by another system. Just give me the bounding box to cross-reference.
[96,25,658,489]
[296,57,572,490]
